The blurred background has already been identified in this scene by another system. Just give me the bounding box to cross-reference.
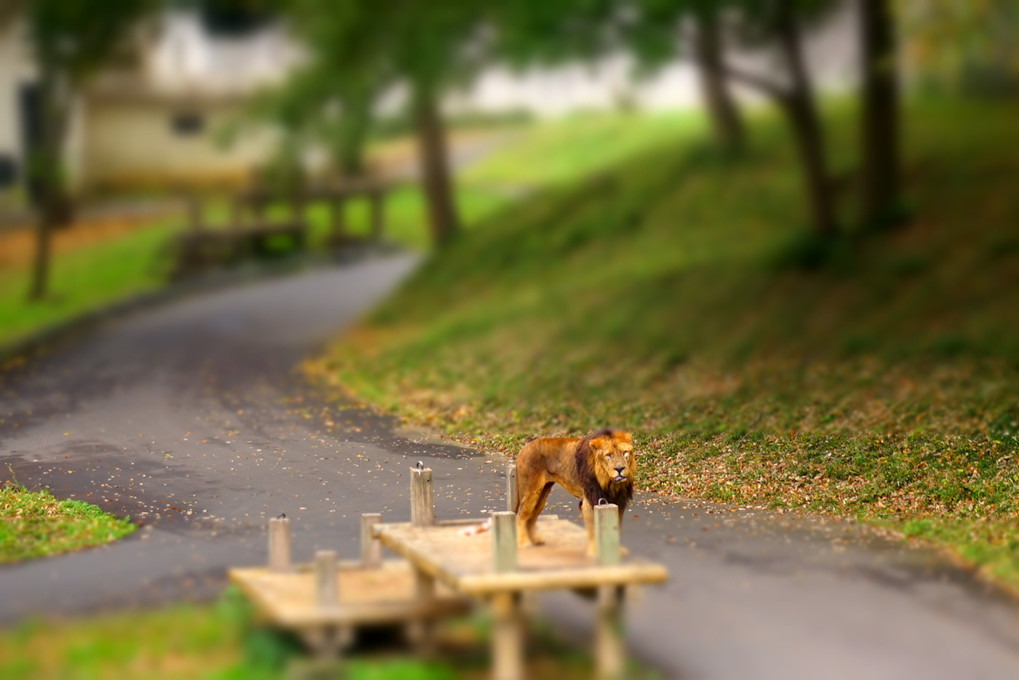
[0,1,1014,273]
[2,2,1019,677]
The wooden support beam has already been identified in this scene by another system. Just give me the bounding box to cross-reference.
[369,191,384,242]
[407,567,438,656]
[594,503,621,566]
[291,189,305,225]
[330,197,346,242]
[491,511,517,573]
[230,196,243,232]
[252,195,265,223]
[505,463,518,513]
[360,513,382,568]
[595,585,626,679]
[315,550,338,608]
[491,592,524,680]
[187,193,203,231]
[268,516,291,573]
[410,465,434,527]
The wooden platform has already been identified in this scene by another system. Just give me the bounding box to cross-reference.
[228,559,470,628]
[375,518,668,597]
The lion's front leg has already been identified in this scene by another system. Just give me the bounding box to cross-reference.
[580,497,596,557]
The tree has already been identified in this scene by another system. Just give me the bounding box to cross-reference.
[859,0,901,230]
[623,0,746,153]
[688,0,842,238]
[691,6,745,154]
[18,0,154,300]
[498,0,840,237]
[286,0,486,248]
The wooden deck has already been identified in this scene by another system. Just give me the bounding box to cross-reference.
[228,466,669,679]
[375,518,668,596]
[228,560,470,628]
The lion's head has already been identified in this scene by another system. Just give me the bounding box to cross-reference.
[576,429,636,509]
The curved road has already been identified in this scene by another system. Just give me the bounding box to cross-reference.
[2,254,1018,679]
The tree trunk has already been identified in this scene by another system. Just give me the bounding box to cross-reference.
[27,72,69,301]
[774,5,839,238]
[336,82,372,177]
[693,10,744,153]
[412,82,460,247]
[859,0,901,229]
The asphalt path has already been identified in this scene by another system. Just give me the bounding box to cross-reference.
[2,254,1019,679]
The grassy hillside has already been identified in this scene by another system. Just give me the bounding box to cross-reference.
[308,99,1019,588]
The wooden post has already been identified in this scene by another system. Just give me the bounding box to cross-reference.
[314,550,338,608]
[369,189,384,242]
[410,465,434,527]
[505,463,518,513]
[408,567,437,656]
[268,516,291,572]
[291,188,305,228]
[491,511,517,573]
[595,585,626,680]
[187,192,203,231]
[492,592,524,680]
[252,193,265,223]
[360,513,382,568]
[594,502,621,566]
[230,195,244,232]
[330,196,345,244]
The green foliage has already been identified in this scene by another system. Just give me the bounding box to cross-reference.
[0,218,174,347]
[25,0,155,82]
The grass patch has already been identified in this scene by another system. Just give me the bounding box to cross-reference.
[307,98,1019,589]
[0,220,176,347]
[0,588,658,679]
[0,480,136,564]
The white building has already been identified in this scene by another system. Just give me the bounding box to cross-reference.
[0,11,299,202]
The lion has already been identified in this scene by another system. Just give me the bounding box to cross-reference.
[514,428,636,556]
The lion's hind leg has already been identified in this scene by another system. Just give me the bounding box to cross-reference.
[517,481,554,546]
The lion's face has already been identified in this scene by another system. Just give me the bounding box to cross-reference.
[589,430,636,489]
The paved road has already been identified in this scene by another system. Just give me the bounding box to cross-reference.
[2,255,1019,679]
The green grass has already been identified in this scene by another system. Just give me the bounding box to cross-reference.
[308,98,1019,590]
[0,482,136,564]
[0,588,653,679]
[0,221,176,348]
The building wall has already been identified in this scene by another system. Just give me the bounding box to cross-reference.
[0,26,35,204]
[80,97,277,191]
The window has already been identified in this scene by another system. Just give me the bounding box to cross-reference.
[171,111,205,135]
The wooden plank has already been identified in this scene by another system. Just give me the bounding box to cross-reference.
[374,519,667,597]
[228,561,470,628]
